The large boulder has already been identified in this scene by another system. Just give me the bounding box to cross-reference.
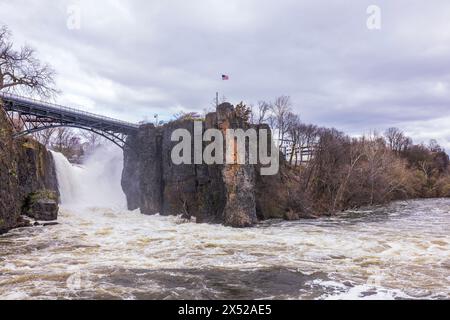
[22,190,59,221]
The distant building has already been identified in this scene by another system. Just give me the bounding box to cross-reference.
[273,137,314,164]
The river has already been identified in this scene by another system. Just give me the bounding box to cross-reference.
[0,148,449,300]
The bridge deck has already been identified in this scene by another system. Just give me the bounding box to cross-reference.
[0,92,139,135]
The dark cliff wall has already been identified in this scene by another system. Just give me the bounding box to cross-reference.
[16,138,59,199]
[122,124,163,214]
[0,109,21,233]
[122,103,291,228]
[0,108,59,234]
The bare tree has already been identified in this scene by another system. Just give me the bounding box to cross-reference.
[33,128,56,146]
[53,127,75,152]
[0,25,57,98]
[362,134,389,205]
[384,127,411,153]
[298,123,319,164]
[51,127,85,161]
[210,94,227,109]
[173,111,202,121]
[305,124,319,147]
[270,96,293,147]
[285,112,301,165]
[251,101,271,124]
[81,130,104,153]
[428,139,442,153]
[333,137,365,210]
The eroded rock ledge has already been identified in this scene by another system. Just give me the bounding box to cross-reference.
[122,103,290,228]
[0,108,59,234]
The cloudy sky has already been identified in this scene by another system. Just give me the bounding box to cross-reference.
[1,0,450,149]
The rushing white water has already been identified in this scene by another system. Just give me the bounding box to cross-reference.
[0,148,449,300]
[51,148,126,209]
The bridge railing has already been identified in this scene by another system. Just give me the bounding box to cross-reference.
[0,92,140,129]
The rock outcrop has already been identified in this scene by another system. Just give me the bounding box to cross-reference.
[122,103,290,227]
[0,108,22,233]
[15,138,59,200]
[22,190,59,221]
[0,107,59,234]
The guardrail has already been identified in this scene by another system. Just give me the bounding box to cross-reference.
[0,92,140,129]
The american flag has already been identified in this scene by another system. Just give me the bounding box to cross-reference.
[222,74,229,80]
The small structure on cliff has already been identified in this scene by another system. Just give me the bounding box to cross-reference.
[122,103,292,228]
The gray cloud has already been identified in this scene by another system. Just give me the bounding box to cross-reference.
[1,0,450,149]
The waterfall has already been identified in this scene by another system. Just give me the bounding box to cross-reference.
[51,146,127,209]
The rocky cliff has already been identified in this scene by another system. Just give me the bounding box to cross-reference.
[122,103,291,228]
[0,108,59,234]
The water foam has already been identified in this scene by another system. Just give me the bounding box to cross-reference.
[51,146,126,209]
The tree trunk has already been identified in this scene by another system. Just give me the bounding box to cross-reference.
[289,140,296,164]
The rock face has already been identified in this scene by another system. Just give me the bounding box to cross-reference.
[16,138,59,202]
[22,190,59,221]
[0,108,21,233]
[122,103,290,227]
[0,107,59,234]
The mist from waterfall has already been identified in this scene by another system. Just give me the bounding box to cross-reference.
[51,146,127,209]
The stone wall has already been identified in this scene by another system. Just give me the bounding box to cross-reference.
[122,103,291,227]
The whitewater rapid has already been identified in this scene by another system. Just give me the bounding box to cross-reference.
[0,148,449,300]
[51,148,126,208]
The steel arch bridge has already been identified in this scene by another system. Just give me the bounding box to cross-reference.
[0,92,139,149]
